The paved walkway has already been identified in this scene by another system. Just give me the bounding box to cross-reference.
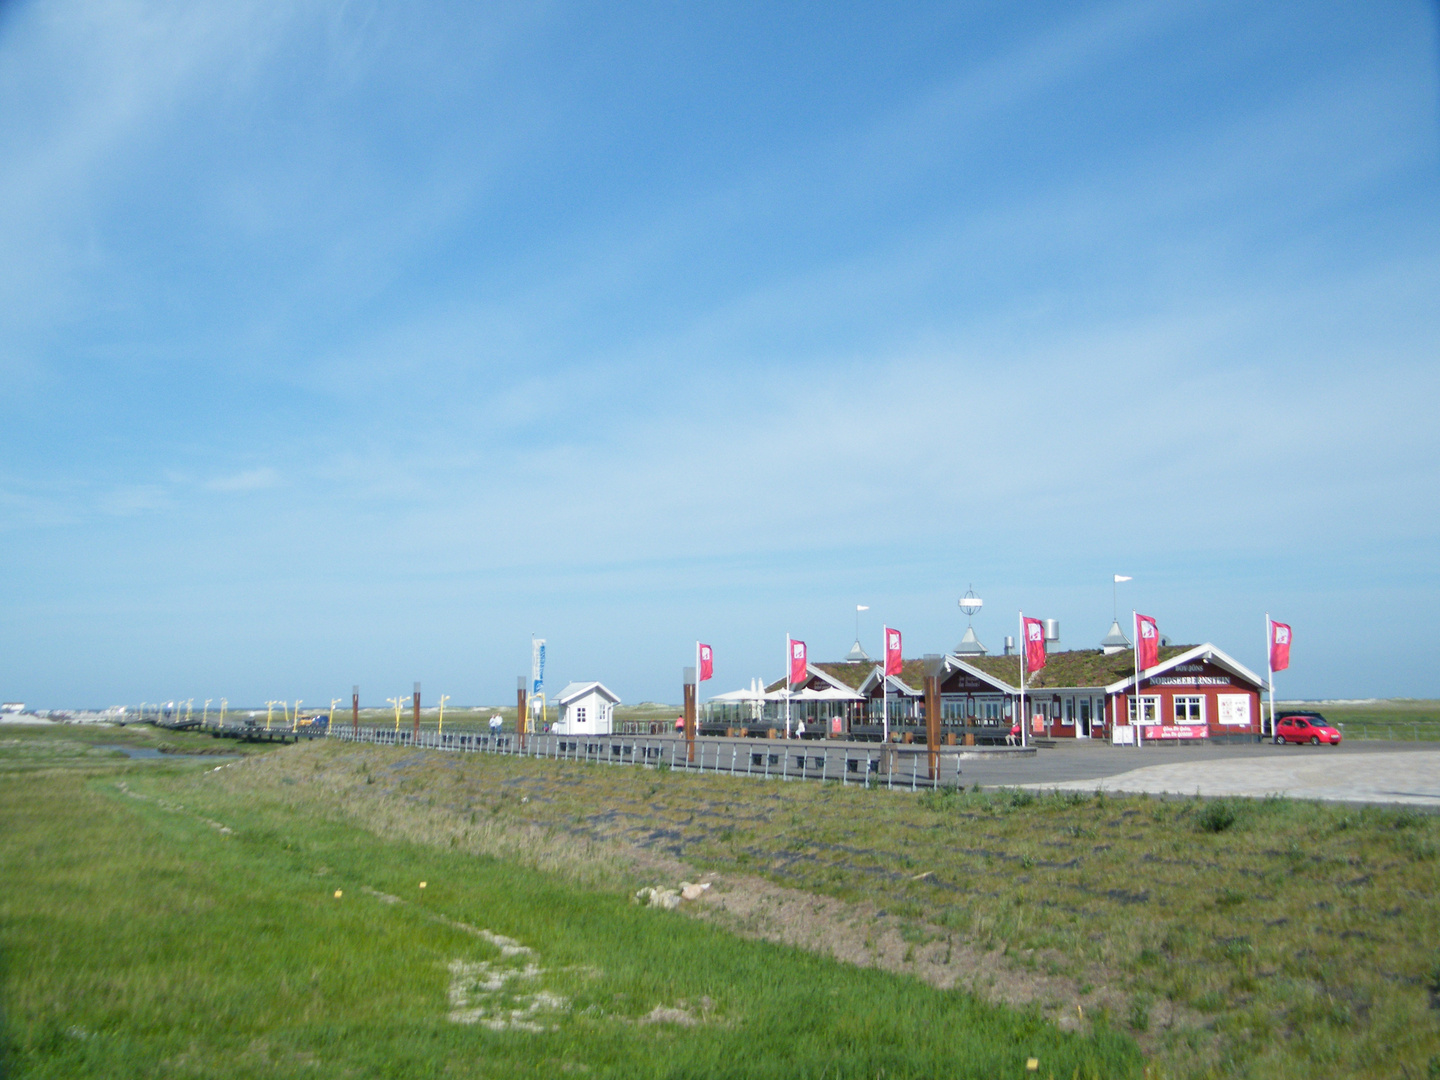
[1005,742,1440,806]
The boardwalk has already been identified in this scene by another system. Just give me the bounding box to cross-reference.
[151,716,329,746]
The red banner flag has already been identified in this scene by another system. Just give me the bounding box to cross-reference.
[1136,613,1160,670]
[788,638,807,686]
[884,626,903,676]
[1022,617,1047,672]
[698,643,714,682]
[1270,621,1291,673]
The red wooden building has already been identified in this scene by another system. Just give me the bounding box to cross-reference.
[858,642,1266,743]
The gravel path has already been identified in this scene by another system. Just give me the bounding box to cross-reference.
[1013,743,1440,805]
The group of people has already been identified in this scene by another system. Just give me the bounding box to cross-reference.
[673,716,812,737]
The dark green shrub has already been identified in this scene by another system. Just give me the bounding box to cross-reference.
[1196,799,1238,833]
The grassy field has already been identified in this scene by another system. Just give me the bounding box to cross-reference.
[0,720,282,774]
[214,738,1440,1080]
[0,732,1139,1079]
[1276,700,1440,741]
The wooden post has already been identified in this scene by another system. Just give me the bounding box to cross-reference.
[924,658,942,781]
[683,667,697,764]
[517,677,528,750]
[352,685,359,737]
[413,681,421,739]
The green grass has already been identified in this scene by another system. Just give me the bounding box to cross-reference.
[1276,699,1440,741]
[0,748,1138,1079]
[0,721,277,774]
[254,740,1440,1079]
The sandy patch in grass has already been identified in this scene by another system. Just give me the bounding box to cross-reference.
[446,958,567,1031]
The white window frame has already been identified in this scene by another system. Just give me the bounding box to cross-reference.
[1173,695,1205,725]
[1128,695,1160,725]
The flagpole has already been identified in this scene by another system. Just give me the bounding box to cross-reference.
[785,635,791,740]
[1265,613,1274,741]
[881,626,889,746]
[1018,611,1026,750]
[1133,610,1143,749]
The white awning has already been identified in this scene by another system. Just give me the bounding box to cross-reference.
[764,685,863,702]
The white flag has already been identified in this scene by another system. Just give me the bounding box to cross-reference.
[1113,574,1133,583]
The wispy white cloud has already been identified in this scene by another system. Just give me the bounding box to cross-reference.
[204,467,280,493]
[98,483,171,516]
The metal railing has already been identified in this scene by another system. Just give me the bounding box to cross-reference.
[327,727,970,790]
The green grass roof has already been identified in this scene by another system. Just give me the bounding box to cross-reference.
[961,646,1194,690]
[765,661,875,694]
[811,662,874,690]
[765,648,1195,696]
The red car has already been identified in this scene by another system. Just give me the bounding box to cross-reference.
[1273,714,1342,746]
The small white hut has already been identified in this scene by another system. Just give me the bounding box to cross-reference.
[554,682,620,736]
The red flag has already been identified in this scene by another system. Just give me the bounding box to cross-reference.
[788,638,807,686]
[698,643,714,682]
[1136,613,1160,669]
[1022,617,1047,672]
[1270,621,1291,673]
[883,626,903,676]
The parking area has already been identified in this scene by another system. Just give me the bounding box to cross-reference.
[999,740,1440,806]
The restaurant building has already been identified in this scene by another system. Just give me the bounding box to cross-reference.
[703,635,1265,744]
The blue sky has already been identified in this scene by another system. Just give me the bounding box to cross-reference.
[1,0,1437,709]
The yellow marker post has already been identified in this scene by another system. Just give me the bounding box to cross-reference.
[266,700,276,732]
[437,694,450,736]
[330,698,342,729]
[292,700,302,733]
[419,881,427,902]
[203,699,212,726]
[387,697,403,734]
[220,698,227,726]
